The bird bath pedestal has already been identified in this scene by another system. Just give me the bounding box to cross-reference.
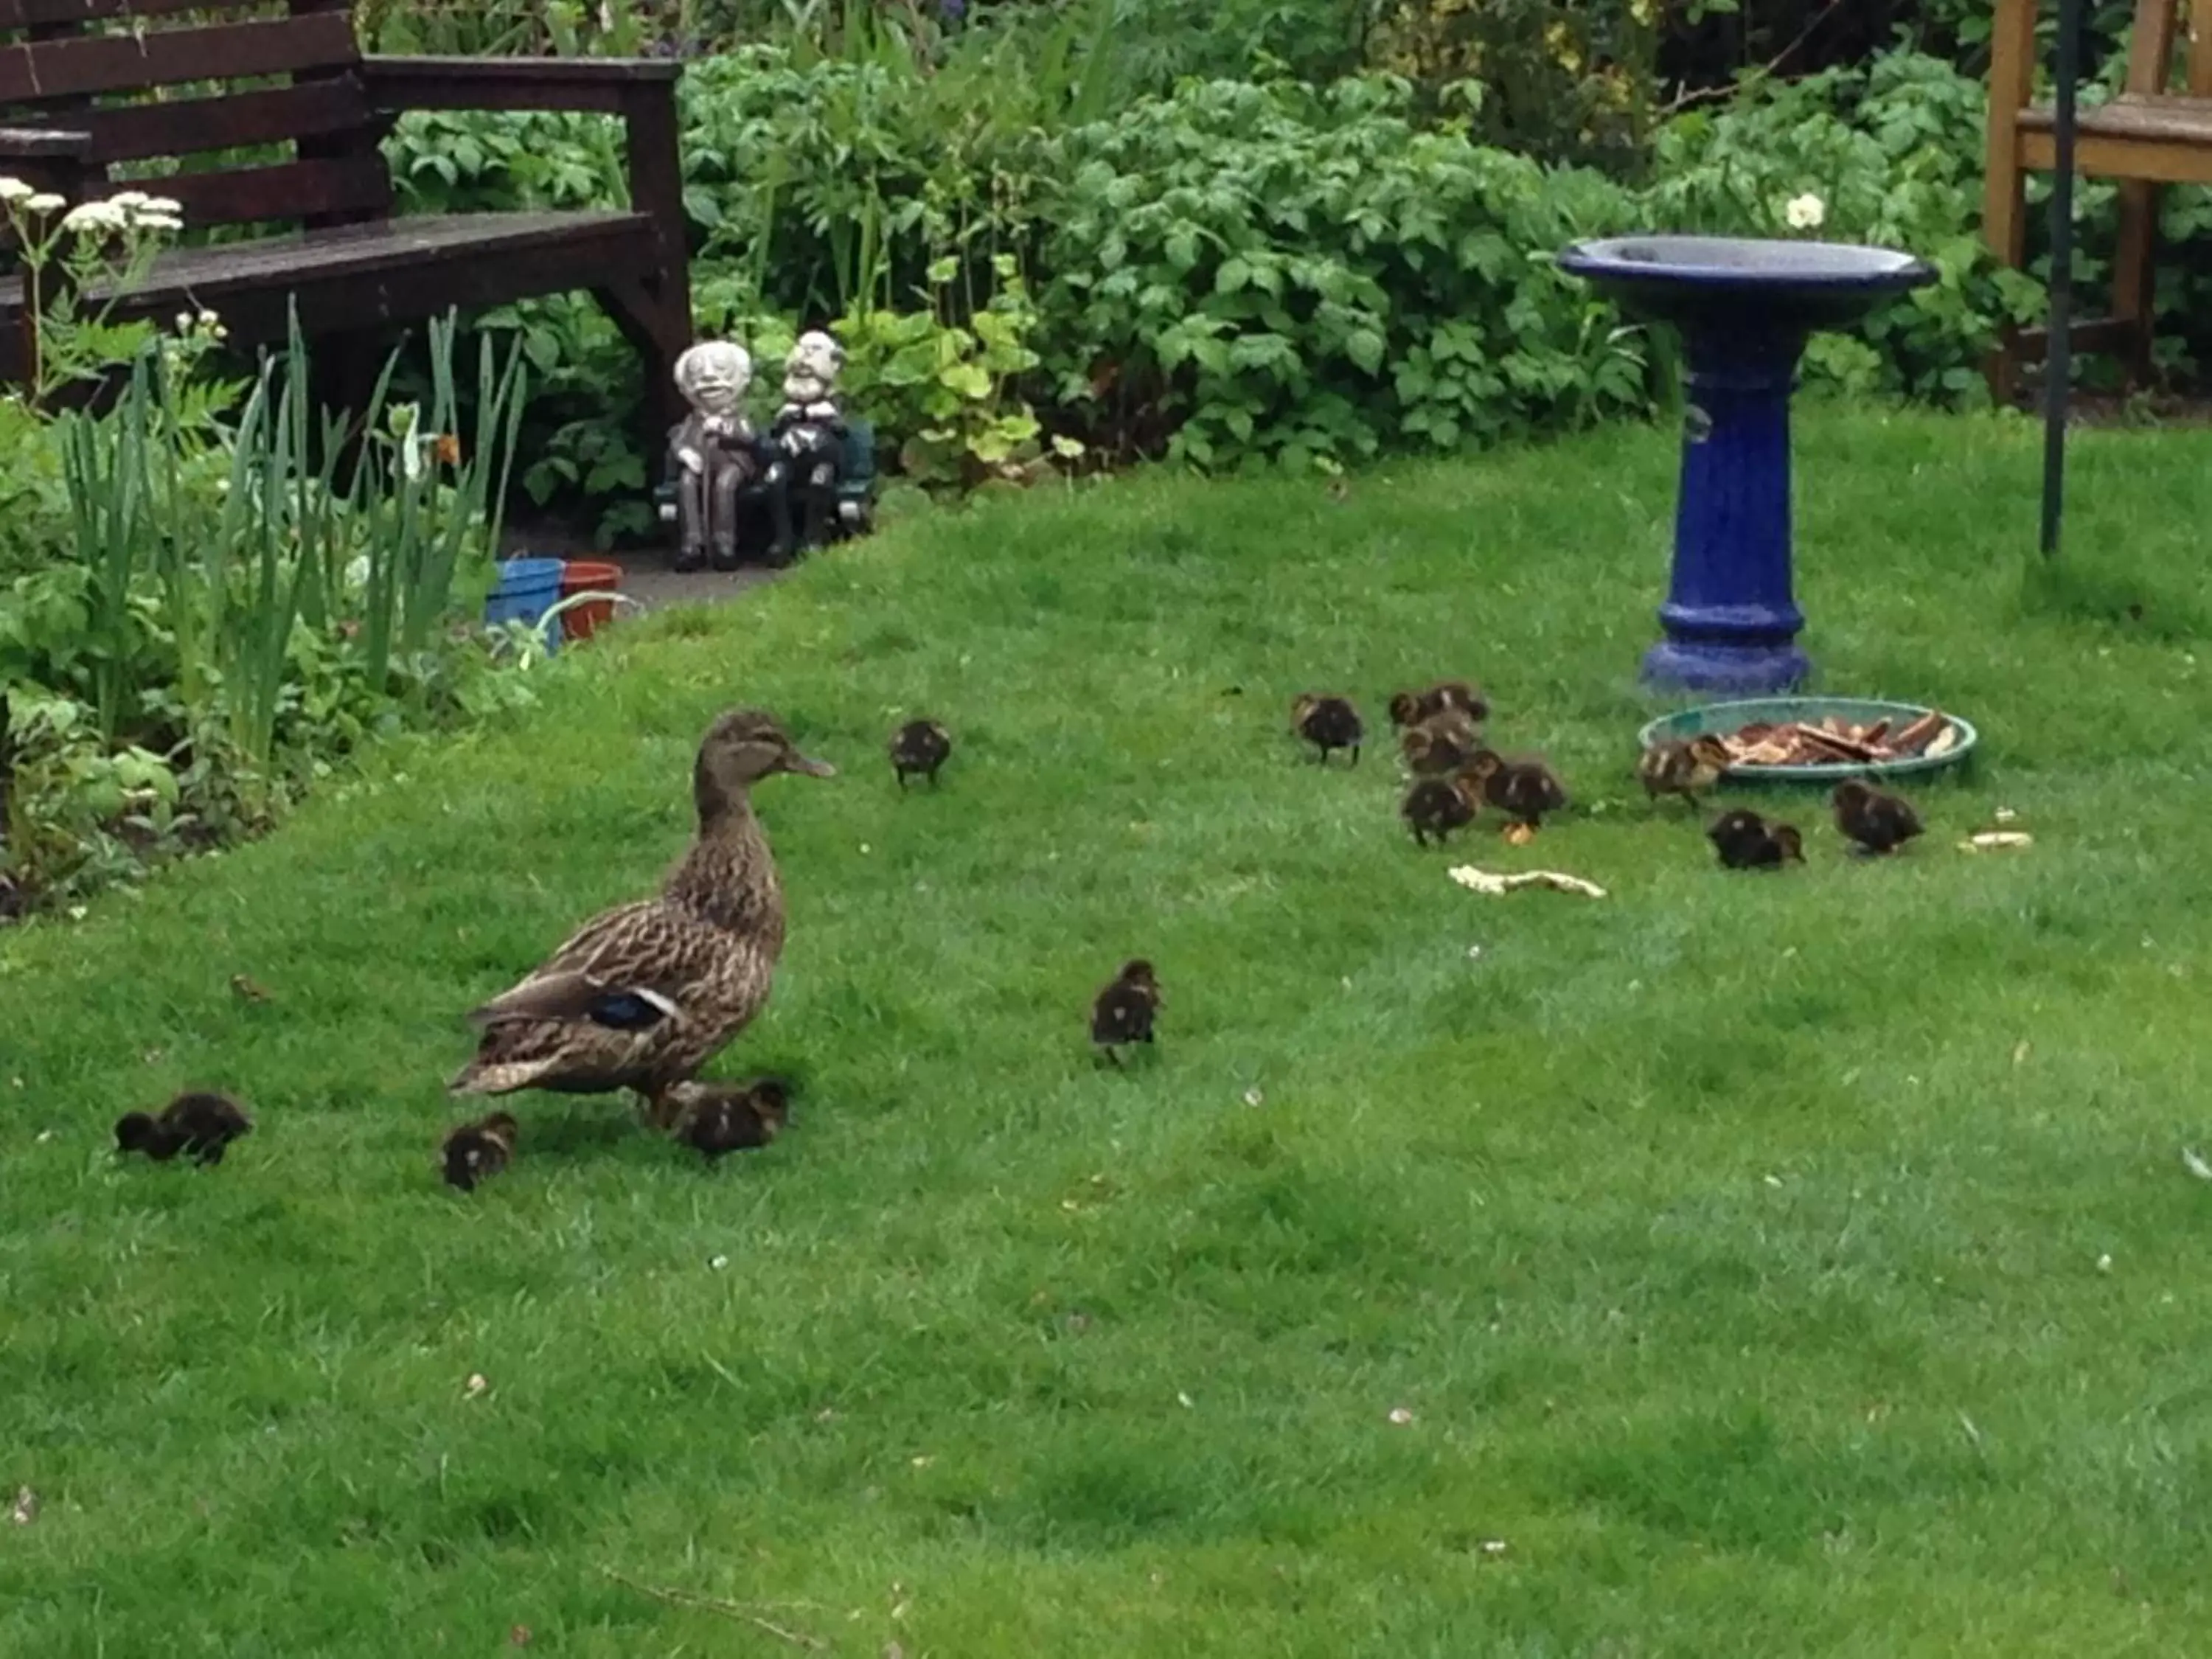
[1557,236,1935,695]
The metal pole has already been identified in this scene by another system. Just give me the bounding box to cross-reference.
[2040,0,2081,557]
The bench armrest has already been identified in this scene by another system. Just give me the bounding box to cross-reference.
[361,55,681,116]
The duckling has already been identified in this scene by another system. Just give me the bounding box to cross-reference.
[1388,681,1490,728]
[1464,749,1568,829]
[1290,693,1363,765]
[888,718,952,789]
[1399,711,1484,776]
[1707,808,1804,871]
[450,709,836,1130]
[1638,734,1732,808]
[673,1077,793,1160]
[1401,766,1482,847]
[1832,778,1923,855]
[114,1091,253,1166]
[1090,959,1161,1065]
[442,1110,518,1191]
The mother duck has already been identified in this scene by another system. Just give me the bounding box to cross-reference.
[449,709,834,1127]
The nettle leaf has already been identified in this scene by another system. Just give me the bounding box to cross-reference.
[1345,328,1387,375]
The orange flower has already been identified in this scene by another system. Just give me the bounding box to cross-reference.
[433,433,462,466]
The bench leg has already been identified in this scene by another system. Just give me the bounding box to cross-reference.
[594,276,692,470]
[2110,178,2159,388]
[1980,145,2029,407]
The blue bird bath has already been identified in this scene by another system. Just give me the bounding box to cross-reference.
[1557,235,1936,695]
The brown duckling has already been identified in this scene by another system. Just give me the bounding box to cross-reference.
[674,1077,792,1160]
[1090,959,1161,1065]
[1638,734,1731,808]
[889,718,952,789]
[1388,681,1490,728]
[1832,778,1923,855]
[1399,711,1484,776]
[1707,808,1804,871]
[1290,693,1363,765]
[114,1091,253,1166]
[442,1110,518,1191]
[1464,749,1568,829]
[1401,767,1482,848]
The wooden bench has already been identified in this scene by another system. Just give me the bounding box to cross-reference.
[0,0,692,431]
[1985,0,2212,397]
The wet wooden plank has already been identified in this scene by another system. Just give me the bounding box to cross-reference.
[0,11,356,105]
[153,153,388,226]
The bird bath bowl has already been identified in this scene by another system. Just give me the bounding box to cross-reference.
[1557,235,1936,695]
[1638,696,1978,785]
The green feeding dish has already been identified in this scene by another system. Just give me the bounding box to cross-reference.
[1636,696,1978,783]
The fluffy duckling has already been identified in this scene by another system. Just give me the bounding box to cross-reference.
[442,1110,518,1191]
[1707,808,1804,871]
[1639,734,1731,808]
[1090,959,1161,1065]
[889,718,952,789]
[1832,778,1923,855]
[1464,749,1568,829]
[674,1077,792,1160]
[114,1091,253,1166]
[1387,681,1490,728]
[1290,693,1363,765]
[1401,767,1482,847]
[1399,711,1484,776]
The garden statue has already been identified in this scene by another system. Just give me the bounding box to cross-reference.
[769,329,853,551]
[666,339,793,571]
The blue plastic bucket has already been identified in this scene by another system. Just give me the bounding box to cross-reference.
[484,557,566,653]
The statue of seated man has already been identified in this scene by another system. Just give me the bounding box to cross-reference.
[768,330,852,552]
[667,340,793,572]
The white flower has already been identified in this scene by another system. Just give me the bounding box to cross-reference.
[139,195,182,218]
[195,307,219,327]
[61,201,122,233]
[0,177,30,205]
[134,212,182,233]
[1784,192,1826,232]
[109,189,149,209]
[23,192,65,215]
[175,310,195,333]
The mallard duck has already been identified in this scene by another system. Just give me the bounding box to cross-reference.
[1465,749,1568,829]
[1639,735,1731,808]
[889,718,952,788]
[1388,681,1489,728]
[1402,767,1481,847]
[115,1091,252,1166]
[1399,711,1484,776]
[1291,693,1363,765]
[673,1077,792,1160]
[442,1110,518,1191]
[1832,778,1922,855]
[1091,959,1161,1065]
[1707,808,1804,870]
[449,709,835,1127]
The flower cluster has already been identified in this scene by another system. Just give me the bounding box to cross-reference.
[0,175,66,216]
[173,305,228,344]
[60,189,184,236]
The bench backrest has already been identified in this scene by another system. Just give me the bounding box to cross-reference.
[0,0,389,232]
[2120,0,2212,97]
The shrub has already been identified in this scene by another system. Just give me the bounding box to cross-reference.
[1034,76,1650,469]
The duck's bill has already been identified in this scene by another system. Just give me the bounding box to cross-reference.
[786,751,837,777]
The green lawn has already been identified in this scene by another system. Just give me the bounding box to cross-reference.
[4,407,2210,1656]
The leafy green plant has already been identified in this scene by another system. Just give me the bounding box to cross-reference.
[836,254,1049,487]
[1,310,537,912]
[1034,76,1649,470]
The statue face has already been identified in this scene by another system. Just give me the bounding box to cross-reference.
[786,330,845,386]
[675,341,752,416]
